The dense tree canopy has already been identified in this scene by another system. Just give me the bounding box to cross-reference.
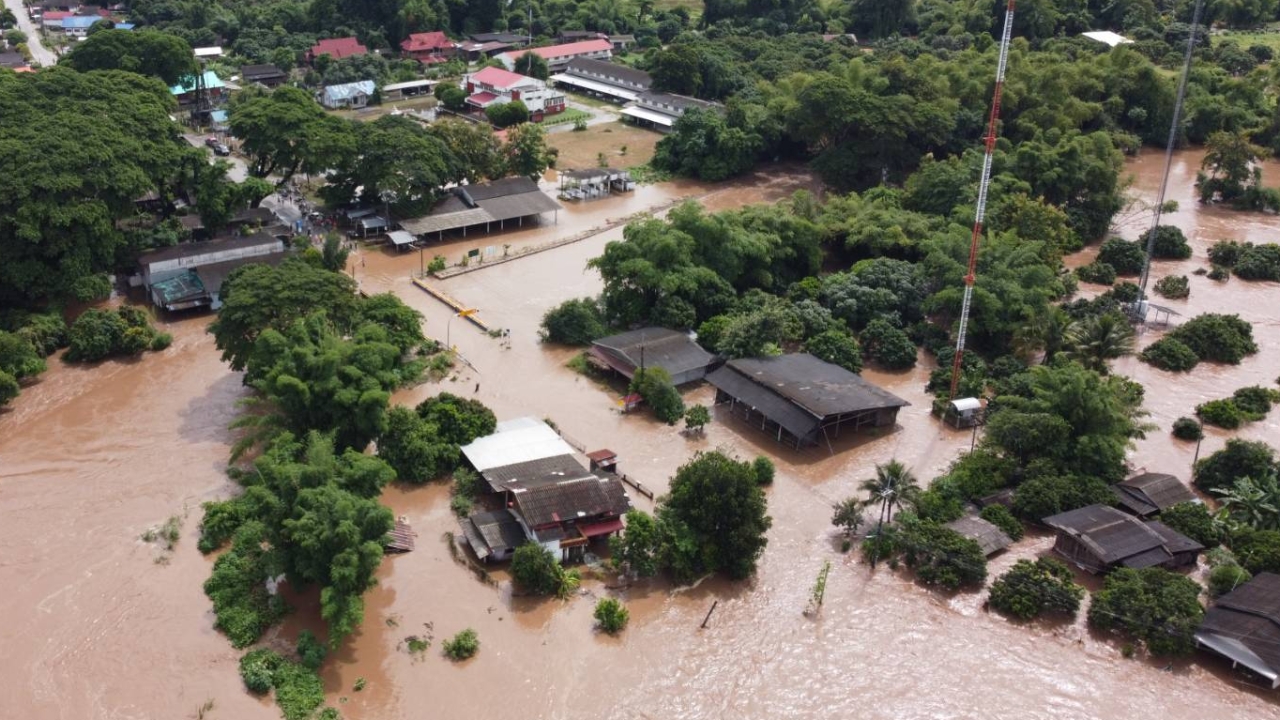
[658,451,772,582]
[61,29,196,85]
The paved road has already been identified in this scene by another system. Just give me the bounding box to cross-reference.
[3,0,58,67]
[181,133,303,225]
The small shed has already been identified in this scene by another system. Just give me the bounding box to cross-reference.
[1196,573,1280,688]
[589,327,716,386]
[945,516,1013,557]
[941,397,984,429]
[1044,504,1203,574]
[1112,472,1199,518]
[459,509,527,562]
[387,230,417,251]
[586,449,618,474]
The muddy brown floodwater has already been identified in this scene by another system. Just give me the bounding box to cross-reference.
[1,156,1278,720]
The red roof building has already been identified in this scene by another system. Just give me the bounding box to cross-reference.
[498,39,612,72]
[401,31,455,63]
[463,66,565,120]
[307,37,368,63]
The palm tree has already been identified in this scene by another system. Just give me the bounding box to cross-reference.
[1012,307,1071,364]
[859,460,921,526]
[1063,312,1136,373]
[1212,473,1280,531]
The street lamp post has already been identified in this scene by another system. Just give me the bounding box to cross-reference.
[447,308,478,351]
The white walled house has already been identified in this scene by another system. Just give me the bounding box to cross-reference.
[463,66,565,121]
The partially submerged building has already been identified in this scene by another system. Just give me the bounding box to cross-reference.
[1043,504,1203,574]
[135,234,287,311]
[589,327,716,385]
[1111,472,1199,518]
[1196,573,1280,688]
[706,354,909,450]
[945,515,1013,557]
[457,418,630,562]
[399,177,561,241]
[558,168,636,200]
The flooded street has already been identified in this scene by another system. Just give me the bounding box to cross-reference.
[2,156,1278,719]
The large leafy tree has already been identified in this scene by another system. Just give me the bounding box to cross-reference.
[1087,568,1204,656]
[658,451,772,582]
[0,68,191,305]
[325,115,456,213]
[428,119,505,183]
[501,122,551,180]
[230,86,356,187]
[61,29,196,85]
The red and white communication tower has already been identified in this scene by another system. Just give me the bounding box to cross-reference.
[948,0,1017,400]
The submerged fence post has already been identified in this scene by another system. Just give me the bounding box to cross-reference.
[700,600,718,629]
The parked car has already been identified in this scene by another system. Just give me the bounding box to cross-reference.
[208,140,230,156]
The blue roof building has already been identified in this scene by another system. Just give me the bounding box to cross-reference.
[61,16,104,34]
[320,80,375,109]
[169,70,227,96]
[114,23,137,31]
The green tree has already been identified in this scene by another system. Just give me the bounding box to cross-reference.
[485,99,530,128]
[1087,568,1205,656]
[899,520,988,590]
[511,543,565,596]
[428,119,504,182]
[1167,313,1258,365]
[860,460,921,527]
[831,497,864,536]
[610,509,661,577]
[847,0,918,39]
[804,330,863,373]
[61,29,196,85]
[435,84,468,112]
[649,44,702,96]
[0,371,19,407]
[658,451,772,581]
[859,319,917,370]
[593,597,629,634]
[501,122,551,180]
[1063,313,1136,374]
[1194,439,1277,494]
[0,331,45,380]
[1012,474,1115,521]
[512,52,549,80]
[1212,474,1280,531]
[324,115,455,214]
[376,406,458,482]
[1233,529,1280,574]
[1197,130,1263,203]
[989,558,1085,620]
[979,504,1025,542]
[630,366,685,424]
[1159,502,1220,548]
[683,404,711,433]
[540,298,606,345]
[442,628,479,660]
[210,259,360,372]
[231,86,356,188]
[0,68,191,305]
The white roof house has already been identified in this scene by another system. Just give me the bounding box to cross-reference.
[460,417,577,472]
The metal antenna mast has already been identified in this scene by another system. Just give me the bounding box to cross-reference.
[1136,0,1206,311]
[948,0,1017,400]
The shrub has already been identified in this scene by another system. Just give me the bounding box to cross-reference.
[296,630,327,670]
[1167,313,1257,364]
[427,255,446,273]
[1208,240,1245,267]
[860,319,917,370]
[0,371,18,407]
[979,504,1024,542]
[149,332,173,351]
[239,648,282,694]
[593,597,629,634]
[1233,243,1280,281]
[1171,416,1203,440]
[1139,336,1198,371]
[899,520,987,590]
[1076,261,1117,285]
[65,308,127,362]
[1195,398,1243,429]
[988,558,1084,620]
[1194,439,1278,493]
[442,628,479,660]
[1231,385,1280,419]
[683,404,711,432]
[1207,264,1230,281]
[1208,563,1252,597]
[486,100,529,128]
[630,366,684,425]
[1110,281,1140,303]
[511,543,564,596]
[1232,529,1280,574]
[1159,502,1218,548]
[1139,226,1192,259]
[272,661,326,720]
[1012,474,1114,521]
[804,330,863,373]
[1087,567,1204,656]
[1153,275,1189,299]
[539,298,605,345]
[1097,238,1146,275]
[752,456,775,486]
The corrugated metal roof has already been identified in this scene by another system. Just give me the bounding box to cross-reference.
[512,475,629,528]
[1045,504,1201,567]
[460,417,576,472]
[592,327,715,381]
[323,80,375,103]
[138,233,281,266]
[707,364,821,440]
[480,454,593,493]
[726,354,910,417]
[945,516,1013,556]
[1114,473,1197,516]
[462,509,528,558]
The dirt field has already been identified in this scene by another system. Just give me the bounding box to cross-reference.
[547,121,661,171]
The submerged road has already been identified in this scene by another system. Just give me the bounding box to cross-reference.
[3,0,57,67]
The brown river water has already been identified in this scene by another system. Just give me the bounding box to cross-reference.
[1,156,1277,720]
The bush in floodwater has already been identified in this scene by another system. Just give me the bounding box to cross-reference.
[1208,562,1252,597]
[979,503,1024,542]
[296,630,327,670]
[442,628,479,660]
[1196,398,1244,429]
[239,648,282,694]
[1154,275,1190,299]
[1139,336,1199,371]
[1097,239,1146,275]
[511,542,565,596]
[1167,313,1258,364]
[1159,502,1220,549]
[1208,240,1246,267]
[1139,226,1192,259]
[1232,385,1280,419]
[594,597,630,634]
[1076,261,1117,285]
[753,456,775,486]
[427,255,446,273]
[988,558,1084,620]
[1171,416,1203,441]
[1233,242,1280,281]
[1087,567,1204,656]
[1110,281,1141,303]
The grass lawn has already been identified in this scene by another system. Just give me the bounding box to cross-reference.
[539,108,591,127]
[654,0,702,13]
[1213,29,1280,54]
[547,121,661,170]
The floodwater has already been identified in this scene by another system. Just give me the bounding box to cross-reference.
[1,156,1277,720]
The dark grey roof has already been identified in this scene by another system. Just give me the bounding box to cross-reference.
[400,178,560,235]
[229,206,279,226]
[512,475,629,528]
[0,52,26,68]
[478,191,562,222]
[461,509,528,560]
[480,454,593,493]
[707,363,821,440]
[719,354,909,418]
[1044,504,1201,566]
[638,91,721,111]
[458,176,540,202]
[564,57,651,87]
[1112,473,1197,516]
[945,516,1013,556]
[470,32,528,45]
[138,233,281,265]
[591,327,715,380]
[241,64,286,80]
[1199,573,1280,681]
